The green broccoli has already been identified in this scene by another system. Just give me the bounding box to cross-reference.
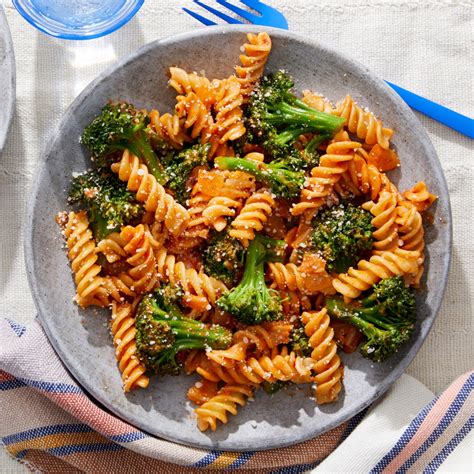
[246,71,344,166]
[326,276,416,362]
[289,326,312,357]
[216,234,284,325]
[163,143,210,205]
[81,102,166,183]
[214,156,305,199]
[311,201,374,273]
[68,168,143,240]
[203,231,245,287]
[135,287,233,375]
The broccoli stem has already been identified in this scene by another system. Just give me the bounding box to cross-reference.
[275,127,313,145]
[329,295,404,331]
[305,133,330,153]
[326,298,380,335]
[215,156,304,198]
[240,236,265,289]
[148,302,231,349]
[216,155,262,175]
[216,235,283,324]
[265,101,344,134]
[130,132,166,185]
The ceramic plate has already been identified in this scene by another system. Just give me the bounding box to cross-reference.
[0,5,15,152]
[25,26,452,451]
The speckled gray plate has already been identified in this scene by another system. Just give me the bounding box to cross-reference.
[25,26,452,451]
[0,5,15,152]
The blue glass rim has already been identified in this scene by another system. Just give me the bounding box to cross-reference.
[12,0,144,40]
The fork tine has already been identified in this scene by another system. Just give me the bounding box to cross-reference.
[239,0,289,29]
[193,0,244,24]
[182,7,218,26]
[215,0,260,23]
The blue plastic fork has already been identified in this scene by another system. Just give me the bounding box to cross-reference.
[183,0,473,139]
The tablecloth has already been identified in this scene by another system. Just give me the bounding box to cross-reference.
[0,0,472,471]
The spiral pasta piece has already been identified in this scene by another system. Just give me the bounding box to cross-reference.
[402,181,437,212]
[111,300,149,392]
[180,187,214,249]
[169,67,215,108]
[396,201,426,286]
[332,248,421,299]
[212,76,246,143]
[362,191,400,252]
[149,109,188,148]
[340,149,399,200]
[193,348,314,386]
[335,95,394,149]
[101,274,136,303]
[301,309,343,404]
[195,384,254,432]
[120,224,158,294]
[187,379,219,406]
[60,211,107,308]
[111,150,189,236]
[207,342,247,366]
[268,253,334,296]
[175,92,213,141]
[154,247,228,309]
[178,169,255,248]
[247,349,315,384]
[235,32,272,101]
[291,139,361,218]
[202,196,242,232]
[229,190,275,246]
[97,232,127,263]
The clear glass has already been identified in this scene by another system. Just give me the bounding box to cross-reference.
[12,0,144,40]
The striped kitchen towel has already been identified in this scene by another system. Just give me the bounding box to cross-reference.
[0,318,472,473]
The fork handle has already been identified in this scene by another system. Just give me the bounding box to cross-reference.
[386,81,474,139]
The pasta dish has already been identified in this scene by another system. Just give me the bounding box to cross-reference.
[56,32,437,432]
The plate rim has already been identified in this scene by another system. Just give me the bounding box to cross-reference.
[24,24,453,451]
[0,5,16,153]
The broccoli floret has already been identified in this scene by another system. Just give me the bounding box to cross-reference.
[81,102,166,183]
[246,71,344,165]
[135,287,233,375]
[68,168,143,240]
[164,143,210,205]
[217,234,284,325]
[215,156,305,199]
[203,231,245,287]
[289,326,312,357]
[326,276,416,362]
[311,201,374,273]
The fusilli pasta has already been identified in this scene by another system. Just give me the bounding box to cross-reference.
[332,248,421,299]
[195,384,254,431]
[154,247,228,309]
[235,32,272,100]
[61,211,107,308]
[229,190,275,246]
[111,150,189,236]
[335,95,394,150]
[362,191,400,252]
[111,300,149,392]
[301,309,344,404]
